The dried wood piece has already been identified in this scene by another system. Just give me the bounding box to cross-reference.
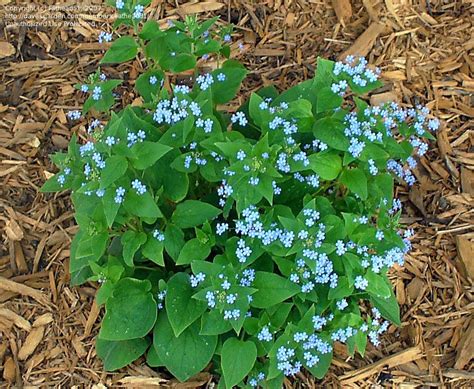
[437,123,453,157]
[0,343,7,363]
[340,22,387,60]
[5,219,23,241]
[0,42,15,59]
[460,167,474,195]
[32,313,53,327]
[370,91,398,106]
[332,0,352,26]
[0,276,49,306]
[408,185,427,217]
[84,301,100,337]
[18,326,45,361]
[443,369,474,380]
[0,308,31,331]
[12,241,28,274]
[178,1,224,14]
[454,318,474,369]
[455,233,474,279]
[339,346,424,383]
[3,356,16,382]
[118,376,167,385]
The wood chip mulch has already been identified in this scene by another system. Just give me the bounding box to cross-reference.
[0,0,473,387]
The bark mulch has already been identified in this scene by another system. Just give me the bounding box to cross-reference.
[0,0,473,387]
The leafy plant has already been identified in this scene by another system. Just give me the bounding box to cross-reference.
[42,1,439,387]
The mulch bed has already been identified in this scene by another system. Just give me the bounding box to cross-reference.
[0,0,473,387]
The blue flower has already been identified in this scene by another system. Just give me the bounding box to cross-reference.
[114,187,125,204]
[98,31,112,43]
[131,179,146,195]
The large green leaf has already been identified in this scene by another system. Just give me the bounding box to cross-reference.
[165,273,207,336]
[100,156,128,188]
[96,337,150,371]
[308,152,342,180]
[100,278,157,341]
[153,312,217,381]
[101,36,139,64]
[171,200,221,228]
[340,168,368,200]
[130,141,172,170]
[221,338,257,388]
[210,60,247,104]
[251,272,300,308]
[121,230,147,267]
[176,238,211,265]
[313,117,349,151]
[370,292,401,326]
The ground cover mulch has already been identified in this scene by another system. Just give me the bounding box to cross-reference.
[0,0,473,387]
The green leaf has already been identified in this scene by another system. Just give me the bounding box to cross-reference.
[366,271,392,298]
[308,152,342,180]
[100,278,157,341]
[124,191,162,219]
[163,53,196,73]
[102,188,121,227]
[135,70,164,102]
[96,337,150,371]
[130,142,172,170]
[139,20,164,40]
[176,238,211,265]
[172,200,221,228]
[251,272,300,308]
[101,36,139,64]
[74,231,109,267]
[313,57,335,89]
[69,230,93,285]
[163,170,189,202]
[164,224,185,261]
[40,174,64,192]
[211,60,247,104]
[147,344,164,367]
[221,338,257,388]
[354,330,368,356]
[340,168,368,200]
[328,276,353,300]
[313,117,349,151]
[200,310,232,335]
[305,348,333,379]
[142,235,165,266]
[121,230,147,267]
[100,156,128,188]
[165,273,207,336]
[370,292,401,326]
[153,312,217,381]
[316,86,343,113]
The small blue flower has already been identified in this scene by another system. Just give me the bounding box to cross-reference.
[131,179,146,195]
[152,229,165,242]
[216,223,229,235]
[257,326,272,342]
[231,112,248,126]
[98,31,112,43]
[92,86,102,101]
[354,275,368,290]
[67,110,81,120]
[133,4,144,19]
[114,187,125,204]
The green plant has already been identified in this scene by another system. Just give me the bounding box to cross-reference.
[42,1,439,387]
